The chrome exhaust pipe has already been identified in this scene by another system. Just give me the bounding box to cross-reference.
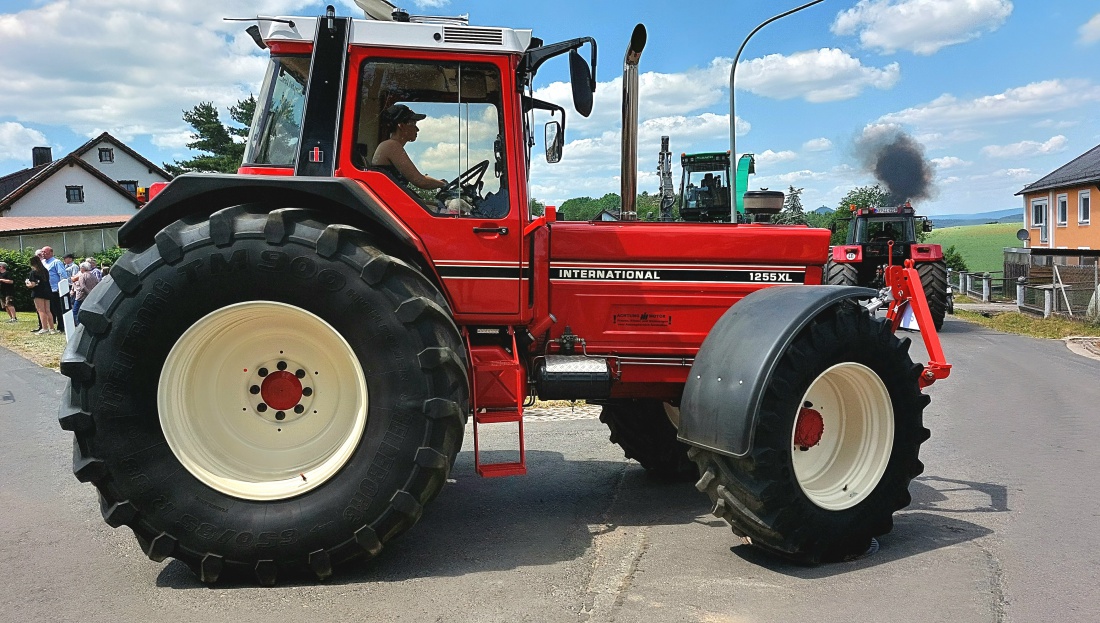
[620,24,646,221]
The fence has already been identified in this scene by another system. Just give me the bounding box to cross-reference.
[949,269,1016,303]
[1015,264,1100,318]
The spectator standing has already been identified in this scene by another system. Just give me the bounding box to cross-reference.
[26,256,56,334]
[85,257,103,280]
[72,262,100,325]
[63,253,80,279]
[41,246,68,332]
[0,262,17,322]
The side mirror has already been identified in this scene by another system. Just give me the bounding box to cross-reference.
[923,220,933,232]
[545,121,563,163]
[568,49,594,118]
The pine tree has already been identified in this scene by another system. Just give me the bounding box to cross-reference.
[165,96,256,176]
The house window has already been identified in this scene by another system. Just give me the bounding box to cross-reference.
[98,147,114,163]
[1080,191,1091,225]
[65,186,85,203]
[1031,199,1047,243]
[118,180,138,195]
[1056,194,1068,226]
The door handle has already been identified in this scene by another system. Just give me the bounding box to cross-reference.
[473,226,509,235]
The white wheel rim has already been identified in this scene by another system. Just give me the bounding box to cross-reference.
[159,301,367,501]
[791,362,893,511]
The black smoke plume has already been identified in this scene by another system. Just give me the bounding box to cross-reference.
[856,128,935,205]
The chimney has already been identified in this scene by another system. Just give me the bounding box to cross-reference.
[32,147,53,167]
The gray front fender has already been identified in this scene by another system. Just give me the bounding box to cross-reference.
[678,285,877,458]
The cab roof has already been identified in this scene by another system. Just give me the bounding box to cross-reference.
[257,15,533,55]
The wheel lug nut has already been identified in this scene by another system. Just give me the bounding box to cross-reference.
[277,361,287,371]
[257,403,268,412]
[258,367,269,377]
[275,411,285,421]
[250,385,260,395]
[302,387,313,397]
[294,405,304,414]
[296,369,306,379]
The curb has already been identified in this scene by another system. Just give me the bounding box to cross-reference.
[1065,336,1100,363]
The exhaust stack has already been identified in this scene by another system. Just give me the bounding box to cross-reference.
[620,24,647,221]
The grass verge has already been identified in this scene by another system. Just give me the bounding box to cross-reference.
[0,312,66,370]
[954,309,1100,340]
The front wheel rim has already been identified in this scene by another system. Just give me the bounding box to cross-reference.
[792,362,894,511]
[159,301,368,501]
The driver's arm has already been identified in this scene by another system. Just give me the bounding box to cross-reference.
[382,143,447,190]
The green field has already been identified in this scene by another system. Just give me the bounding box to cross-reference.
[927,222,1023,274]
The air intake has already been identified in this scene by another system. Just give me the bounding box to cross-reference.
[444,26,503,45]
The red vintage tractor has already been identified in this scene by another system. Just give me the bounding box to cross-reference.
[826,202,948,329]
[59,5,949,585]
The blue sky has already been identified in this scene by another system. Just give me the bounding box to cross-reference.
[1,0,1098,215]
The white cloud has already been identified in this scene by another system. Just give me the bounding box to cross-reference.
[411,0,450,8]
[981,135,1068,158]
[878,80,1100,129]
[0,121,49,162]
[1080,13,1100,45]
[832,0,1013,55]
[756,149,798,165]
[736,49,899,102]
[803,138,834,152]
[931,156,971,169]
[0,1,311,154]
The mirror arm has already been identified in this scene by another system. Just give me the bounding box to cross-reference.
[518,37,597,90]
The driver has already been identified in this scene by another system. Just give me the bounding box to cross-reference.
[372,104,448,191]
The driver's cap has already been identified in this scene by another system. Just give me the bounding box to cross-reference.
[383,104,427,126]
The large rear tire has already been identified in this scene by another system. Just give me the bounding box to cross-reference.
[917,260,947,330]
[59,206,467,584]
[824,260,859,286]
[689,302,930,563]
[600,400,696,479]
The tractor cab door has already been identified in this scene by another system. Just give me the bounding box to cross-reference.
[344,53,523,319]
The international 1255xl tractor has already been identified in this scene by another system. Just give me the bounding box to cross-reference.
[59,3,950,585]
[825,202,948,329]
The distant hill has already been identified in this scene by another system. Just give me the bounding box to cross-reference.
[925,208,1022,228]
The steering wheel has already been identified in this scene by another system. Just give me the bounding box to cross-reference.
[439,159,490,197]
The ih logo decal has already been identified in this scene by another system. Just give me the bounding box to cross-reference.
[309,147,324,163]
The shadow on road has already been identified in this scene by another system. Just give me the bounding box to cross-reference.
[157,449,710,588]
[732,474,1008,578]
[155,454,1010,587]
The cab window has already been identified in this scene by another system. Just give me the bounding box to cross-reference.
[354,59,509,218]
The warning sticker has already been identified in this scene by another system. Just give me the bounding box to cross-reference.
[612,312,673,327]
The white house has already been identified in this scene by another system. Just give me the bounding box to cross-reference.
[0,133,172,253]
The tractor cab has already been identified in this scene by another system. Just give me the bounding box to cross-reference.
[679,152,733,222]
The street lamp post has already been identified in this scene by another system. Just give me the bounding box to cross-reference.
[730,0,827,222]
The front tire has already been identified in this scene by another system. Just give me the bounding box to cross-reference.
[689,302,930,563]
[59,206,468,584]
[824,260,859,286]
[917,260,947,330]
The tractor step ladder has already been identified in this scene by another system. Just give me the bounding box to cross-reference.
[468,330,526,477]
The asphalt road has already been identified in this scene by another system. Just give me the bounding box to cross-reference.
[1,315,1098,623]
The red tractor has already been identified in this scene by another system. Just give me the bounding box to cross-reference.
[59,5,949,585]
[826,203,948,330]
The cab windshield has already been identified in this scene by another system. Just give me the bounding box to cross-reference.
[244,55,310,167]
